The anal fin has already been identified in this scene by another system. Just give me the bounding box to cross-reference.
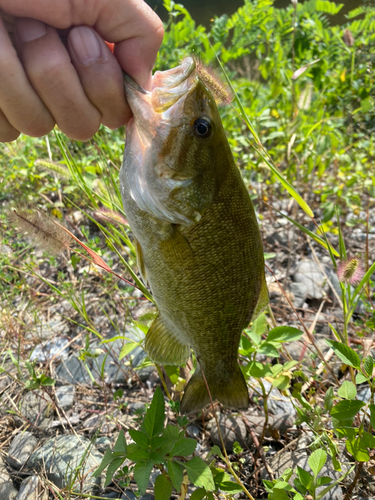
[145,314,190,366]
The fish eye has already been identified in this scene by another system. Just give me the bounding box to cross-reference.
[193,117,213,139]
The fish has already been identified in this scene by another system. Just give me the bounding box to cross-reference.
[119,57,268,414]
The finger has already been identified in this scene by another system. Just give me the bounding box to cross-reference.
[0,0,164,89]
[15,18,102,141]
[68,26,130,130]
[0,16,55,137]
[0,108,20,142]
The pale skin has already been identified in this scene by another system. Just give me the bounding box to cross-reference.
[0,0,164,142]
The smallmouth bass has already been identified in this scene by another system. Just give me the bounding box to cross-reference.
[120,57,268,413]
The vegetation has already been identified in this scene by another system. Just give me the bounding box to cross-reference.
[1,0,375,498]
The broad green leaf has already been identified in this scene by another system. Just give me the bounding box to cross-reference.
[119,341,138,360]
[165,365,180,385]
[356,373,367,384]
[210,445,223,458]
[128,429,149,449]
[269,489,290,500]
[105,456,126,486]
[182,457,215,490]
[126,444,151,462]
[362,432,375,448]
[113,430,127,454]
[346,437,370,462]
[316,476,333,487]
[133,460,154,495]
[296,466,313,489]
[267,326,304,343]
[248,361,272,378]
[141,386,165,438]
[337,381,357,400]
[252,313,267,336]
[308,449,327,477]
[93,448,113,477]
[219,481,243,492]
[324,387,335,412]
[325,340,361,369]
[369,405,375,429]
[167,460,183,492]
[155,474,173,500]
[363,356,374,377]
[190,489,207,500]
[330,400,365,420]
[170,438,197,457]
[273,481,293,491]
[258,343,280,357]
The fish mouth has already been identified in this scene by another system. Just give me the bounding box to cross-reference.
[123,57,197,119]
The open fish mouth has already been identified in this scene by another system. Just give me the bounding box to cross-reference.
[123,57,197,119]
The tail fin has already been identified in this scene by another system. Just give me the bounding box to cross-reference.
[180,364,249,414]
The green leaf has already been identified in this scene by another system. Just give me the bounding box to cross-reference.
[190,489,207,500]
[219,481,243,492]
[324,387,335,413]
[337,381,357,400]
[113,430,127,454]
[363,356,374,377]
[170,438,197,457]
[252,313,267,335]
[155,474,173,500]
[93,448,113,478]
[273,481,293,491]
[248,361,272,378]
[141,386,165,438]
[325,340,361,369]
[362,432,375,448]
[119,341,138,360]
[267,326,304,343]
[269,489,290,500]
[330,400,365,420]
[369,405,375,429]
[165,365,180,385]
[105,456,125,487]
[182,457,215,490]
[126,443,151,462]
[167,460,183,492]
[128,430,149,449]
[316,476,333,487]
[210,445,223,458]
[356,373,368,384]
[296,466,313,489]
[308,449,327,477]
[258,343,280,357]
[133,460,154,495]
[346,437,370,462]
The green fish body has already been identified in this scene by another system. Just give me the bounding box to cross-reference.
[120,58,268,413]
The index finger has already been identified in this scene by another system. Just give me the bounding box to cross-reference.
[0,0,164,88]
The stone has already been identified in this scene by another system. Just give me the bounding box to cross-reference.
[56,356,93,385]
[30,337,70,362]
[186,425,201,439]
[128,402,146,415]
[357,386,371,403]
[15,476,48,500]
[95,437,112,453]
[0,457,18,500]
[207,414,247,452]
[55,385,75,411]
[18,391,53,429]
[243,413,294,438]
[252,380,296,421]
[291,259,328,305]
[27,435,103,494]
[266,229,294,247]
[289,282,308,308]
[7,432,38,470]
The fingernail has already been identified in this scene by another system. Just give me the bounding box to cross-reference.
[69,27,105,66]
[16,18,47,43]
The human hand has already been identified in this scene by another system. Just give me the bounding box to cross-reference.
[0,0,164,142]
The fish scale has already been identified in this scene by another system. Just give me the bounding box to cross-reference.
[120,58,268,413]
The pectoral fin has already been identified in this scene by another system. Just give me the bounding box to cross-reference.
[145,314,190,366]
[134,238,147,285]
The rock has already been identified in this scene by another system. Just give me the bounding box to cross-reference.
[266,229,294,247]
[0,244,12,255]
[30,337,70,362]
[357,386,371,403]
[128,402,146,415]
[95,437,112,453]
[252,380,296,422]
[27,435,103,493]
[289,282,308,308]
[56,356,93,385]
[55,385,75,411]
[15,476,48,500]
[243,413,294,437]
[186,425,201,439]
[7,432,38,470]
[94,331,154,384]
[32,316,69,340]
[207,414,247,452]
[0,456,18,499]
[17,391,53,429]
[291,259,327,305]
